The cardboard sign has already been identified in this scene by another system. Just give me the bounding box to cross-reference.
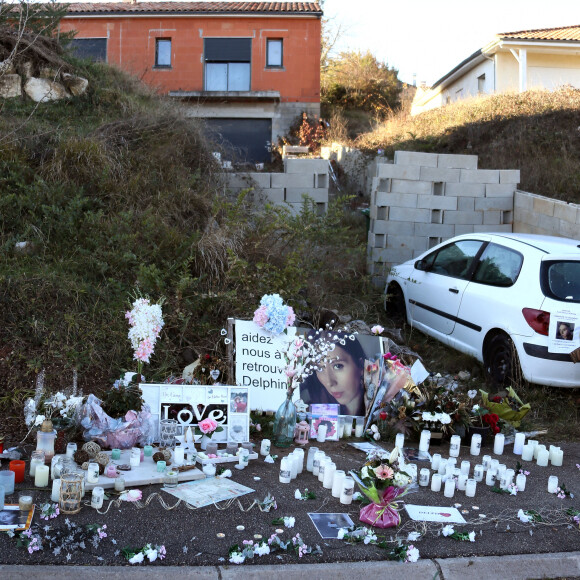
[140,383,250,443]
[404,504,466,524]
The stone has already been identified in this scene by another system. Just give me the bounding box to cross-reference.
[458,371,471,381]
[18,61,34,78]
[0,74,21,99]
[24,77,69,102]
[61,73,89,97]
[39,66,59,80]
[0,59,15,75]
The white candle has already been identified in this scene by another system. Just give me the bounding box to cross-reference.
[203,462,216,477]
[457,474,468,491]
[174,447,185,465]
[474,464,484,482]
[431,453,441,471]
[499,471,510,490]
[534,444,546,460]
[87,462,100,484]
[505,469,515,486]
[395,433,405,450]
[34,465,49,487]
[290,453,299,480]
[319,457,330,483]
[419,468,430,487]
[460,460,470,476]
[354,417,365,438]
[470,434,482,456]
[438,459,448,475]
[323,462,336,489]
[482,455,492,471]
[449,435,461,458]
[551,449,563,467]
[332,470,345,498]
[260,439,271,456]
[312,451,325,476]
[66,443,77,459]
[444,478,455,498]
[521,444,534,461]
[485,469,497,486]
[465,478,477,497]
[537,448,549,467]
[129,454,140,468]
[431,473,442,492]
[340,477,355,505]
[51,479,61,502]
[493,433,505,455]
[238,449,249,469]
[306,447,319,472]
[490,459,499,472]
[91,486,104,509]
[497,464,507,480]
[294,448,305,474]
[419,430,431,452]
[114,477,125,492]
[317,424,328,443]
[279,457,291,483]
[516,473,526,492]
[548,475,558,493]
[513,432,526,455]
[30,457,44,478]
[447,457,457,468]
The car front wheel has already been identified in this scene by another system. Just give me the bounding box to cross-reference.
[484,332,521,387]
[386,282,406,320]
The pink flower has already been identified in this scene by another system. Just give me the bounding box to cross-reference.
[286,306,295,327]
[370,325,384,335]
[374,464,394,480]
[253,305,269,327]
[285,367,297,378]
[134,338,154,363]
[198,418,218,434]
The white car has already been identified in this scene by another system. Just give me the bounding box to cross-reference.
[385,233,580,387]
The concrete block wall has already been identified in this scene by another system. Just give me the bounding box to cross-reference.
[224,159,329,215]
[514,191,580,239]
[368,151,519,286]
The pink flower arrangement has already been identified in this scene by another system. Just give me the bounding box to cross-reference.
[374,465,394,480]
[198,418,218,434]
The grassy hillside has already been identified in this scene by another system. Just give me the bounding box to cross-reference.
[356,88,580,204]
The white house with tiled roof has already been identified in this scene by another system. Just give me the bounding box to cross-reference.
[412,25,580,115]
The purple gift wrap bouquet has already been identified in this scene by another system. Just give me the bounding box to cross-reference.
[351,447,414,528]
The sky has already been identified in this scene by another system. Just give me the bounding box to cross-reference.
[322,0,580,85]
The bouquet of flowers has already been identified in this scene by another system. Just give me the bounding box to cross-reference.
[126,296,164,375]
[470,403,500,434]
[376,389,420,439]
[350,447,413,528]
[253,293,295,336]
[414,385,471,436]
[480,387,530,427]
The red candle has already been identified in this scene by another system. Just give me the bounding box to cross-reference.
[9,460,25,483]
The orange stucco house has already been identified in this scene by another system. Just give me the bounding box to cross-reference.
[60,1,322,162]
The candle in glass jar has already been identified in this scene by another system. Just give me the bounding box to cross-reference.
[318,457,329,483]
[444,478,455,498]
[534,444,546,460]
[485,469,497,486]
[34,465,49,487]
[114,477,125,492]
[340,477,355,505]
[493,433,505,455]
[19,494,33,511]
[51,479,61,502]
[173,447,185,465]
[260,439,271,456]
[395,433,405,450]
[313,451,325,476]
[419,430,431,452]
[438,459,448,476]
[306,447,319,472]
[474,464,484,482]
[354,417,365,438]
[449,435,461,458]
[419,468,430,487]
[465,478,477,497]
[91,486,104,509]
[547,475,558,493]
[551,448,563,467]
[129,454,140,468]
[317,424,328,443]
[497,464,507,479]
[294,448,305,474]
[290,453,299,480]
[482,455,492,471]
[516,473,526,492]
[87,462,100,483]
[111,449,121,461]
[460,461,470,476]
[323,462,336,489]
[279,457,291,484]
[65,443,77,459]
[332,470,346,498]
[106,465,117,478]
[30,451,45,477]
[431,453,441,471]
[431,473,442,492]
[2,468,16,492]
[457,474,468,491]
[521,444,534,461]
[537,448,549,467]
[513,432,526,455]
[470,434,481,456]
[156,461,166,473]
[143,445,153,457]
[490,458,499,472]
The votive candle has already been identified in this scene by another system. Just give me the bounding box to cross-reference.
[516,473,526,492]
[474,464,484,482]
[431,453,441,471]
[111,449,121,460]
[318,457,329,483]
[87,462,100,483]
[547,475,558,493]
[431,473,442,492]
[465,478,477,497]
[51,479,61,502]
[449,435,461,458]
[354,417,365,438]
[313,451,325,476]
[129,454,140,468]
[173,447,185,465]
[485,469,497,486]
[260,439,271,456]
[438,459,448,476]
[1,469,16,493]
[444,478,455,498]
[493,433,505,455]
[513,432,526,455]
[317,424,328,443]
[340,477,355,505]
[114,477,125,492]
[279,456,291,483]
[332,470,346,498]
[470,434,482,456]
[395,433,405,449]
[323,462,336,489]
[551,448,563,467]
[419,430,431,452]
[457,474,468,491]
[294,448,305,474]
[91,486,104,509]
[143,445,153,457]
[290,452,299,480]
[534,444,546,460]
[34,465,49,487]
[521,444,534,461]
[460,460,470,476]
[66,443,77,459]
[419,468,430,487]
[482,455,492,471]
[537,448,549,467]
[105,465,117,478]
[306,447,319,472]
[156,460,166,472]
[19,494,33,511]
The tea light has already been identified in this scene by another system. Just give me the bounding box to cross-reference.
[431,453,441,471]
[111,449,121,460]
[513,432,526,455]
[505,469,515,486]
[516,473,526,492]
[143,445,153,457]
[340,477,355,504]
[279,456,291,484]
[173,447,185,465]
[395,433,405,449]
[114,477,125,492]
[19,494,33,511]
[460,461,470,476]
[87,462,100,483]
[66,443,77,459]
[493,433,505,455]
[129,454,140,468]
[474,464,484,482]
[431,473,442,492]
[260,439,271,456]
[312,451,325,476]
[323,462,336,489]
[547,475,559,493]
[485,469,497,486]
[332,470,346,498]
[294,448,305,474]
[419,468,430,487]
[51,479,61,502]
[550,447,563,467]
[105,465,117,478]
[465,478,477,497]
[306,447,319,472]
[91,486,104,509]
[534,444,546,460]
[30,451,45,477]
[537,448,549,467]
[419,430,431,452]
[444,478,455,498]
[35,465,49,487]
[470,434,481,456]
[156,460,166,473]
[206,442,218,456]
[482,455,492,471]
[449,435,461,458]
[457,474,468,491]
[521,444,534,461]
[202,462,216,477]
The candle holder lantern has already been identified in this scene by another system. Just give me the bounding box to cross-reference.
[294,420,310,446]
[36,419,57,465]
[159,419,178,449]
[59,472,83,514]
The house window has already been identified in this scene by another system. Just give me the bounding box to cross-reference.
[155,38,171,68]
[69,38,107,62]
[478,73,485,94]
[266,39,283,67]
[204,38,251,91]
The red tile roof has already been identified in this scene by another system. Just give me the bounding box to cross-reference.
[498,25,580,42]
[66,2,322,16]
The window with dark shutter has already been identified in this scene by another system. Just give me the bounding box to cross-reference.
[204,38,251,91]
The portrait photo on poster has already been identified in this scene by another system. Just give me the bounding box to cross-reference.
[555,320,574,341]
[548,309,580,353]
[297,330,383,416]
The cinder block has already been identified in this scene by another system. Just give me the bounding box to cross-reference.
[474,224,512,233]
[371,220,390,235]
[226,173,267,189]
[475,197,513,211]
[500,169,521,184]
[373,178,392,193]
[417,223,455,237]
[454,225,475,235]
[443,211,483,225]
[419,166,460,183]
[248,173,272,188]
[381,220,416,235]
[533,196,555,217]
[284,158,329,174]
[285,188,328,203]
[560,219,580,239]
[483,211,502,225]
[444,183,486,197]
[417,195,458,210]
[513,222,535,234]
[377,164,421,180]
[554,201,578,224]
[514,191,534,211]
[376,192,418,208]
[368,232,386,248]
[538,213,560,233]
[390,179,432,195]
[372,247,414,263]
[315,173,329,189]
[457,197,475,211]
[389,207,431,223]
[370,205,378,220]
[514,208,540,227]
[460,169,500,184]
[394,151,439,167]
[262,188,284,203]
[486,184,516,197]
[387,235,429,251]
[271,173,314,188]
[437,153,478,169]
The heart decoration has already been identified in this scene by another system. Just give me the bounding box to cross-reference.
[210,369,220,381]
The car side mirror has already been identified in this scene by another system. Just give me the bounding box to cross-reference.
[415,259,428,271]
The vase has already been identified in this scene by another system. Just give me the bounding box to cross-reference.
[200,434,211,450]
[429,431,444,446]
[468,425,491,446]
[273,393,296,448]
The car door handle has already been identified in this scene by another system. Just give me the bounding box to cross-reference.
[449,288,459,294]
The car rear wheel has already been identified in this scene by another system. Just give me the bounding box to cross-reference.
[484,332,521,387]
[386,283,406,320]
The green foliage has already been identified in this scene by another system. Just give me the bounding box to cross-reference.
[101,385,144,417]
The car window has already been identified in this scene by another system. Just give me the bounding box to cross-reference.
[472,243,523,287]
[426,240,484,279]
[542,261,580,302]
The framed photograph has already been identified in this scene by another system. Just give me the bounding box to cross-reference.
[0,505,34,531]
[308,512,355,538]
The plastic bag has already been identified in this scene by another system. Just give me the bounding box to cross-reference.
[480,387,530,428]
[359,486,405,529]
[79,394,153,449]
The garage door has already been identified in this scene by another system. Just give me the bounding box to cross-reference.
[204,118,271,164]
